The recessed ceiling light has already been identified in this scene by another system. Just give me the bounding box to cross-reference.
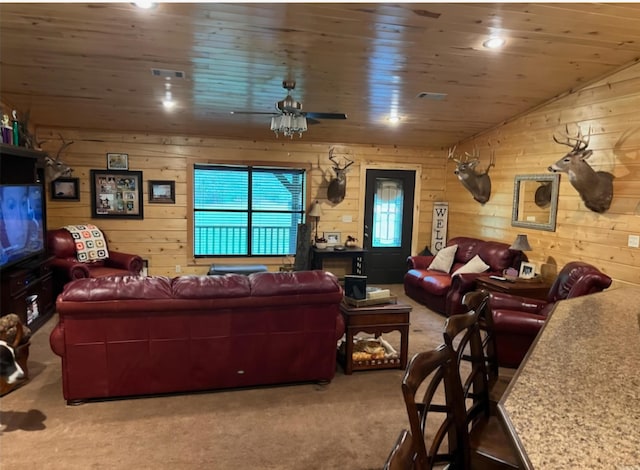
[483,37,506,49]
[133,1,156,9]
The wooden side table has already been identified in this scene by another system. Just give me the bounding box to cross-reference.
[338,301,411,374]
[475,276,553,301]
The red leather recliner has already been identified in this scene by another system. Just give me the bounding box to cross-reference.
[46,227,143,296]
[489,261,612,368]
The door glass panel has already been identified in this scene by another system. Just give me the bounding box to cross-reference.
[372,178,403,248]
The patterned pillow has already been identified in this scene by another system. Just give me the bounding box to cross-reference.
[452,254,490,276]
[428,244,458,273]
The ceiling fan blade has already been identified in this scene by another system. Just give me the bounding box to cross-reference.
[306,118,321,126]
[304,112,347,120]
[230,111,277,116]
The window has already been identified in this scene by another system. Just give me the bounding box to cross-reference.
[372,178,404,248]
[193,164,306,256]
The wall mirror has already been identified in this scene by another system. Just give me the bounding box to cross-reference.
[511,174,560,232]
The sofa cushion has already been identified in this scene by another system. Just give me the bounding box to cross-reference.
[418,272,453,296]
[172,274,251,298]
[452,254,490,276]
[428,244,458,273]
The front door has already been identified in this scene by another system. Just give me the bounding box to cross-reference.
[363,169,415,284]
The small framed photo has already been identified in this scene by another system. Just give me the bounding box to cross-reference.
[107,153,129,170]
[51,177,80,201]
[519,261,536,279]
[326,232,341,246]
[149,180,175,204]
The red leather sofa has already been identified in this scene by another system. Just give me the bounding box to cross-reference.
[50,270,345,403]
[47,227,143,296]
[489,261,612,368]
[404,237,524,317]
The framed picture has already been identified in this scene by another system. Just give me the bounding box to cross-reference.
[106,153,129,170]
[519,261,536,279]
[326,232,341,246]
[90,169,143,219]
[51,177,80,201]
[148,180,175,203]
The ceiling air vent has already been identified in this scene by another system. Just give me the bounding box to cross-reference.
[151,68,186,79]
[417,92,447,100]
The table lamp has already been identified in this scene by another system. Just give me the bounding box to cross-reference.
[308,200,323,241]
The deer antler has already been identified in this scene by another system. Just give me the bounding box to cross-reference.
[553,124,591,151]
[447,146,462,163]
[55,133,74,159]
[328,147,354,170]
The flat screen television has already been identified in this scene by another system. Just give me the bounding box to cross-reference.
[0,183,46,270]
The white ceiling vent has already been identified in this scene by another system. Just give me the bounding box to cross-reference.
[151,68,186,79]
[417,92,447,100]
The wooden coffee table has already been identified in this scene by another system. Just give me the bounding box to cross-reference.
[338,300,412,374]
[476,275,553,301]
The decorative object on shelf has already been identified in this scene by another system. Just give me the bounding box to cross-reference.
[314,234,328,250]
[447,145,495,204]
[11,110,20,146]
[518,261,536,279]
[148,180,175,203]
[326,232,341,246]
[512,174,560,231]
[90,169,143,219]
[1,114,13,144]
[106,152,129,170]
[308,200,322,241]
[345,235,358,247]
[327,147,354,204]
[549,124,614,213]
[51,177,80,201]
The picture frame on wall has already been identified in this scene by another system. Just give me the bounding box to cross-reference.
[90,169,143,219]
[148,180,175,203]
[106,153,129,170]
[519,261,536,279]
[51,177,80,201]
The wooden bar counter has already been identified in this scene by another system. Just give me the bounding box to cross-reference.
[498,287,640,469]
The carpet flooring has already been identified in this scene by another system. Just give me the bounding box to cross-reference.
[0,284,463,469]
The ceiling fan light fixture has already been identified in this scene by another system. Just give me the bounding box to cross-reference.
[270,113,307,139]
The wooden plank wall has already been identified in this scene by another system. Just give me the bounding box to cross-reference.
[446,61,640,288]
[36,130,446,277]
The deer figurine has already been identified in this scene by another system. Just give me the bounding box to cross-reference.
[44,134,74,182]
[447,146,495,204]
[327,147,354,204]
[548,125,614,213]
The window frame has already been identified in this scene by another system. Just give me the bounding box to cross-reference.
[188,158,312,262]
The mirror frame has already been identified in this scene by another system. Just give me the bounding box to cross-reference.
[511,173,560,232]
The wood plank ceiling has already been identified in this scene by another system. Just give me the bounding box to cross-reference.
[2,2,640,148]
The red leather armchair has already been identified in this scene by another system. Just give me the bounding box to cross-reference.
[489,261,612,368]
[47,227,143,295]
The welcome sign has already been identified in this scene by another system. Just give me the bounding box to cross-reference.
[431,202,449,253]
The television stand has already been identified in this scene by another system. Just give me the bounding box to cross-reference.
[1,255,55,333]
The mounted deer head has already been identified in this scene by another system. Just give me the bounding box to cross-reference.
[44,134,74,182]
[447,146,495,204]
[549,125,614,213]
[327,147,354,204]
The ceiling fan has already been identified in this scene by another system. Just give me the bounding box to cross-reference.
[230,80,347,127]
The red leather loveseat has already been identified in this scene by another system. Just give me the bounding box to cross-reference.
[50,270,344,403]
[404,237,525,317]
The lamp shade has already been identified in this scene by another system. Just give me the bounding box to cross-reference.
[308,201,322,218]
[510,234,532,251]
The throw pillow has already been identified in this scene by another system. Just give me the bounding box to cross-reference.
[452,254,490,276]
[428,244,458,273]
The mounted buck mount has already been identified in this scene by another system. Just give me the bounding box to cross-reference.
[548,125,614,213]
[44,134,74,182]
[447,146,495,204]
[326,147,354,204]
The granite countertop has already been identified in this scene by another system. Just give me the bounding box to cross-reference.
[499,287,640,469]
